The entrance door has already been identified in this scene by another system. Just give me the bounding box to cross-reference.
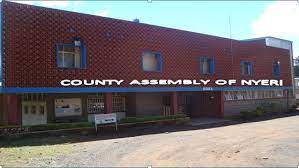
[162,95,171,116]
[22,101,47,126]
[179,95,192,116]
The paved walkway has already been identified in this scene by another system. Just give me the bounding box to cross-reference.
[189,117,231,126]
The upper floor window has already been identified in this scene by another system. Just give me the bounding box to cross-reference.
[240,61,253,76]
[56,38,86,69]
[142,51,162,72]
[199,57,215,75]
[273,61,281,77]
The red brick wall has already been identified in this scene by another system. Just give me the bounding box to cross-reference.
[2,1,293,88]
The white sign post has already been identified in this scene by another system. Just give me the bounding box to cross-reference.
[94,113,118,133]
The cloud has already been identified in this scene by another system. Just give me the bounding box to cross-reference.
[94,9,109,17]
[39,1,69,8]
[252,1,299,56]
[73,1,83,6]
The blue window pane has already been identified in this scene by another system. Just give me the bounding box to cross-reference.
[240,61,253,76]
[142,51,162,72]
[209,58,215,74]
[273,62,281,76]
[56,39,87,69]
[199,57,214,75]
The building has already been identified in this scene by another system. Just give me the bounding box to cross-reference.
[0,1,295,126]
[294,78,299,102]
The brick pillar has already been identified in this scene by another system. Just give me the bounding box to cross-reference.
[105,93,113,114]
[3,94,19,125]
[170,92,178,115]
[219,91,224,118]
[0,94,7,125]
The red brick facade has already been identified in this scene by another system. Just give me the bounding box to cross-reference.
[2,1,292,89]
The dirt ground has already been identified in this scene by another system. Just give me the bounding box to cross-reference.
[1,116,299,167]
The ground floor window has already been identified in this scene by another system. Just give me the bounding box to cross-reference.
[87,93,126,114]
[224,90,284,101]
[87,94,105,114]
[112,93,126,112]
[55,98,82,117]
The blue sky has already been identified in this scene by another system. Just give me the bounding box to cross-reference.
[13,1,299,57]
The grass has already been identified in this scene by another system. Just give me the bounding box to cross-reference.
[0,136,73,167]
[120,114,187,123]
[0,124,22,129]
[30,122,94,132]
[1,114,187,133]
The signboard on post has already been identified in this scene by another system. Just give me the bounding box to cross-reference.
[94,113,118,133]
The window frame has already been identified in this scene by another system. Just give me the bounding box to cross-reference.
[55,38,87,69]
[272,61,281,77]
[240,60,253,76]
[198,56,215,75]
[141,50,163,72]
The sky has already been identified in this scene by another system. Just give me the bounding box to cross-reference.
[12,0,299,57]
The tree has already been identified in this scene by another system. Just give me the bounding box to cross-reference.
[294,56,299,77]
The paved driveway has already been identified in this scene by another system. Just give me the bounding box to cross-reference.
[1,116,299,167]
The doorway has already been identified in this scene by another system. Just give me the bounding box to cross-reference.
[22,101,47,126]
[178,95,192,117]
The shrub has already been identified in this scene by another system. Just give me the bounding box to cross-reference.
[253,109,264,117]
[240,110,255,120]
[259,103,278,113]
[120,114,186,124]
[240,106,267,120]
[288,104,297,113]
[30,122,93,131]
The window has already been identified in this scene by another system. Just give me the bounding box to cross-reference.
[236,91,243,100]
[273,61,281,76]
[56,38,86,69]
[87,95,105,114]
[112,93,126,112]
[224,90,287,101]
[276,90,283,97]
[142,51,162,72]
[39,105,45,115]
[264,90,271,98]
[199,57,215,75]
[31,105,36,114]
[24,105,29,114]
[224,91,233,100]
[240,61,253,75]
[258,91,264,99]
